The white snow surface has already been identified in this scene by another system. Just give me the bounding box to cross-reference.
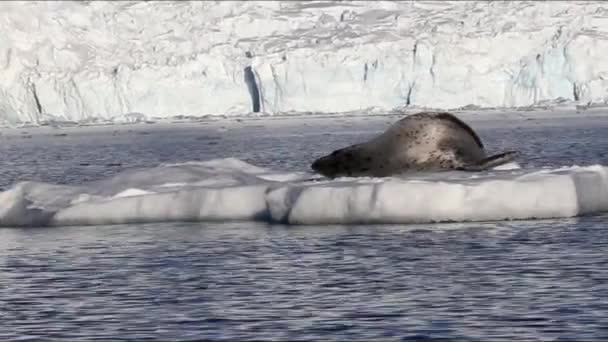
[1,158,607,227]
[2,1,608,125]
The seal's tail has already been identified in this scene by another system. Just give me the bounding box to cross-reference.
[461,151,519,171]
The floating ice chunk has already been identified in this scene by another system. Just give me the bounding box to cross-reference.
[53,185,270,226]
[492,162,521,170]
[268,166,608,224]
[111,188,154,198]
[0,158,606,227]
[0,182,71,226]
[0,158,310,227]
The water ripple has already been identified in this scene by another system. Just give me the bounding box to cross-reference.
[1,117,608,340]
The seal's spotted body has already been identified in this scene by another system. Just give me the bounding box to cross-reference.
[311,112,518,178]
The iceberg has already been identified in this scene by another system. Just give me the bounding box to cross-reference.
[1,158,606,227]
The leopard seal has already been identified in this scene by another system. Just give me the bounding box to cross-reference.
[311,112,518,178]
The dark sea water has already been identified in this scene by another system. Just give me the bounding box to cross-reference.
[1,113,608,341]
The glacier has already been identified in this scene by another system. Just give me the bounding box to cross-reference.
[1,157,607,227]
[1,1,608,125]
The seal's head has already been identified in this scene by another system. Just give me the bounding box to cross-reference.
[311,151,340,178]
[311,145,370,178]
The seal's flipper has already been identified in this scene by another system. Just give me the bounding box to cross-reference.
[460,151,519,171]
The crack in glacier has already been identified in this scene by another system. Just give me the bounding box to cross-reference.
[430,53,436,84]
[406,83,414,106]
[69,78,87,120]
[253,67,265,112]
[412,41,418,68]
[244,66,261,112]
[269,64,284,109]
[4,48,11,70]
[30,82,43,118]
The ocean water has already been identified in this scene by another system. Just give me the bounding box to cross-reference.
[1,113,608,341]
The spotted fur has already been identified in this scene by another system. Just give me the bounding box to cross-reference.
[311,112,518,178]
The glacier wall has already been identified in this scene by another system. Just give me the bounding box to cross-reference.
[1,1,608,124]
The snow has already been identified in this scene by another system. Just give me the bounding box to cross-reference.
[1,158,607,227]
[2,1,608,125]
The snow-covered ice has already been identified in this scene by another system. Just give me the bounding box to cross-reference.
[1,157,606,227]
[2,1,608,125]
